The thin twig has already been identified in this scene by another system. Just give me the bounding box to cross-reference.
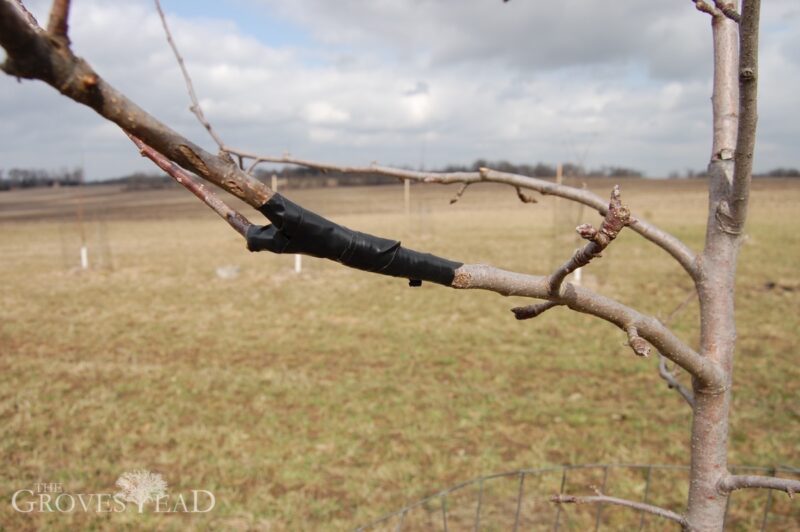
[511,301,560,320]
[449,183,470,204]
[154,0,228,152]
[551,493,688,528]
[128,133,252,236]
[46,0,70,41]
[718,475,800,498]
[663,290,697,326]
[658,356,696,407]
[515,186,537,204]
[547,185,630,296]
[655,290,697,407]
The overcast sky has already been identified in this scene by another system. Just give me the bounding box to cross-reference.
[1,0,798,179]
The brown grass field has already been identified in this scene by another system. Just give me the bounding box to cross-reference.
[0,178,798,530]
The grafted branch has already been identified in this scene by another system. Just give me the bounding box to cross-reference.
[551,493,688,528]
[0,0,724,391]
[718,475,800,498]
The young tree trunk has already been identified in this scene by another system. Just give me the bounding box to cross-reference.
[687,166,739,529]
[686,1,759,528]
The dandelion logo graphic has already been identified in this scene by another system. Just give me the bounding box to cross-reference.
[115,470,168,513]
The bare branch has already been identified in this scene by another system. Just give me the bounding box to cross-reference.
[219,152,699,280]
[0,1,273,208]
[128,134,253,237]
[548,185,630,295]
[728,0,760,231]
[658,356,696,407]
[511,301,560,320]
[718,475,800,498]
[551,493,688,528]
[452,264,724,389]
[154,0,228,152]
[46,0,70,42]
[714,1,742,23]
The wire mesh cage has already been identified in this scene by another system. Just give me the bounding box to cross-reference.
[357,464,800,531]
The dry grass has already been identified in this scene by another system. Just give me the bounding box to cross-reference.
[0,179,798,530]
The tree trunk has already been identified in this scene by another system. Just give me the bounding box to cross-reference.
[685,5,745,528]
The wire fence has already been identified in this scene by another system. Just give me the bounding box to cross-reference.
[357,464,800,531]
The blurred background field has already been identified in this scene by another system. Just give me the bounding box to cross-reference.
[0,178,798,530]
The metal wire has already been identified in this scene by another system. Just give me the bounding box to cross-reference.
[357,464,800,531]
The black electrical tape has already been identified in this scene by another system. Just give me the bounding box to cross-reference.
[246,193,462,286]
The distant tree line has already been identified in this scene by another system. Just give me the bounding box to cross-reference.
[2,163,797,192]
[254,160,646,189]
[670,167,800,179]
[0,167,83,191]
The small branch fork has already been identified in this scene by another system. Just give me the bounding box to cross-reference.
[549,185,630,296]
[692,0,741,23]
[718,475,800,498]
[512,185,631,325]
[551,493,689,529]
